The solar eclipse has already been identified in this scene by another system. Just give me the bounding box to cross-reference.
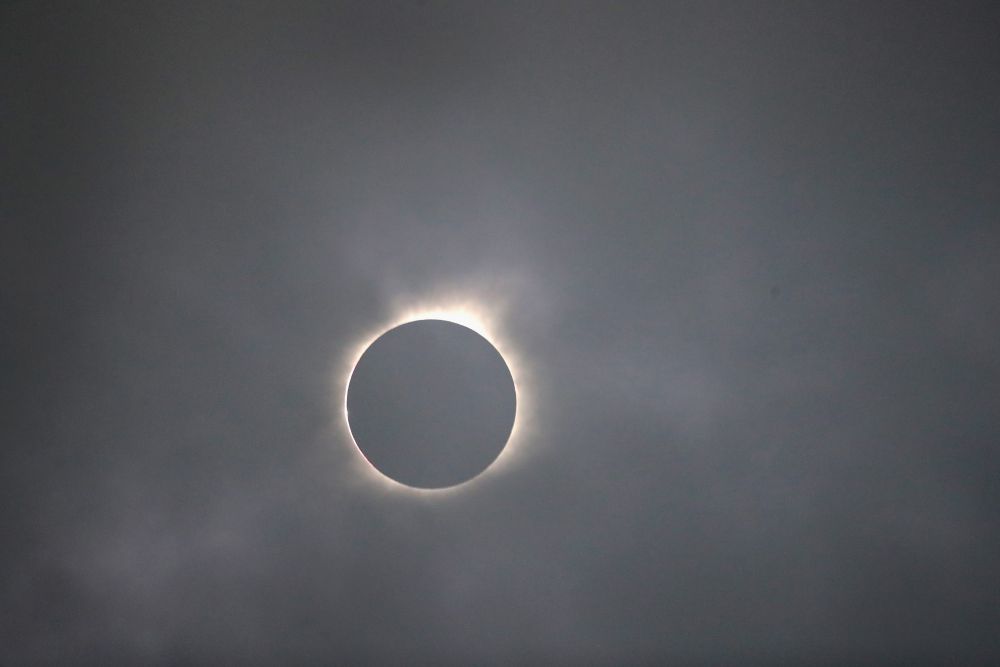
[343,310,522,492]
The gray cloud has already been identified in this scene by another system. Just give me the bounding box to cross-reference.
[4,1,999,664]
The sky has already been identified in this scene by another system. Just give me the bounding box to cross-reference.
[3,1,1000,664]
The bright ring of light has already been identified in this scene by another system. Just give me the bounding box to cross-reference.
[335,300,533,496]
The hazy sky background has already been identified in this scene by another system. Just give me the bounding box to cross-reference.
[4,1,1000,664]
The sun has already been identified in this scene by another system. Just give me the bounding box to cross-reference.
[334,297,533,496]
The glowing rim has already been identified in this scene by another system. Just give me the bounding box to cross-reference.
[336,300,532,496]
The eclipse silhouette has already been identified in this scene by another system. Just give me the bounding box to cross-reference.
[346,319,516,489]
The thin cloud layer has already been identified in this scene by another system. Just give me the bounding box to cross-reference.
[3,2,1000,664]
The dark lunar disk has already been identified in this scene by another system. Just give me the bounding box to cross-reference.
[346,319,516,489]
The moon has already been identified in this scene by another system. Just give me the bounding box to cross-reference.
[345,319,517,490]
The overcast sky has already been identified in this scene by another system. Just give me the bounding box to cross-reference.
[4,1,1000,664]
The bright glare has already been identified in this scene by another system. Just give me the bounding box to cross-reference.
[334,297,533,497]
